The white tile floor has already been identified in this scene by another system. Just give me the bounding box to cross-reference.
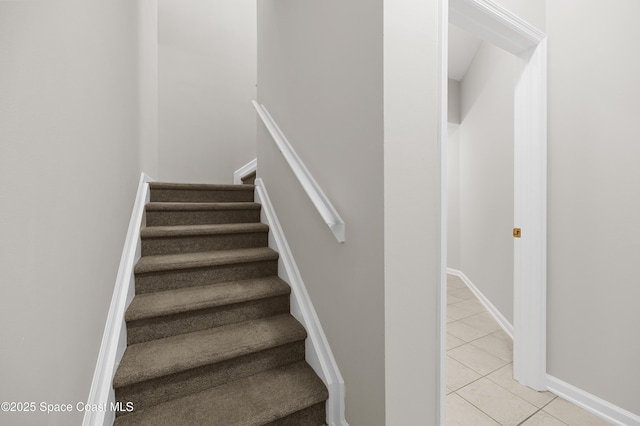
[446,274,612,426]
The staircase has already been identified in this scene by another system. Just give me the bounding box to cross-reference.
[112,182,328,426]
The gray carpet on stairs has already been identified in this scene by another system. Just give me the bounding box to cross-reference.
[241,171,256,185]
[112,182,328,425]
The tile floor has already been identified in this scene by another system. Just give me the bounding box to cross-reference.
[446,274,612,426]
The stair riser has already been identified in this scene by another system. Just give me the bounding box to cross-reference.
[115,341,305,416]
[135,260,278,294]
[146,209,260,226]
[264,402,327,426]
[150,189,254,203]
[141,232,268,256]
[127,296,290,345]
[241,173,256,185]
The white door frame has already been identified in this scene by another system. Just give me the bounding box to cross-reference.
[439,0,547,421]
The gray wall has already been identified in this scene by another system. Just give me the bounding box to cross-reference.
[383,0,441,421]
[455,41,516,323]
[139,0,159,178]
[0,1,142,424]
[158,0,257,183]
[256,0,385,424]
[547,0,640,414]
[257,0,443,422]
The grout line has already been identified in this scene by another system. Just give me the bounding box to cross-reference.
[515,397,564,426]
[449,375,485,394]
[516,410,541,425]
[452,361,545,426]
[448,308,504,335]
[447,349,509,373]
[453,390,506,425]
[447,279,556,426]
[447,324,504,347]
[447,276,581,426]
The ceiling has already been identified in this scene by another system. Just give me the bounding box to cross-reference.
[448,24,482,81]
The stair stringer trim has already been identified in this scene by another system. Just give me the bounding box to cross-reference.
[83,172,154,426]
[255,178,348,426]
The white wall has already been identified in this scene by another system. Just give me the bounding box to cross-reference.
[256,0,386,424]
[158,0,257,184]
[384,0,441,422]
[456,41,516,323]
[257,0,447,421]
[493,0,545,31]
[448,124,462,269]
[0,1,142,424]
[139,0,159,178]
[547,0,640,415]
[257,0,442,422]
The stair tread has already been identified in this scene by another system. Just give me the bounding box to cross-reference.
[126,277,290,321]
[114,362,327,426]
[114,314,306,389]
[150,182,254,191]
[145,202,261,211]
[134,247,279,274]
[141,223,268,238]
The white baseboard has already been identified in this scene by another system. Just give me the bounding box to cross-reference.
[547,375,640,426]
[446,268,514,339]
[254,178,348,426]
[233,158,257,184]
[83,172,153,426]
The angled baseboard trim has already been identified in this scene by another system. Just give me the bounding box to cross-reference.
[446,268,514,339]
[547,375,640,426]
[83,172,153,426]
[254,178,348,426]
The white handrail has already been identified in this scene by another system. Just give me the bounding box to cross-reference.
[252,101,345,243]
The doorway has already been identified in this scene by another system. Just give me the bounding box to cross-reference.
[439,0,547,423]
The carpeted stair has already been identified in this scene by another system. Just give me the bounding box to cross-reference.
[113,182,328,426]
[241,171,256,185]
